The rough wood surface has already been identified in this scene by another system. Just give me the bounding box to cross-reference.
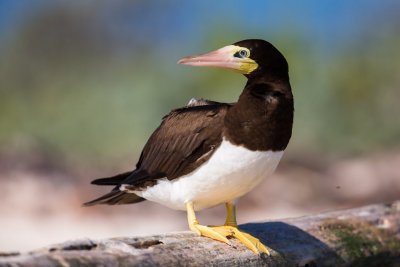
[1,201,399,267]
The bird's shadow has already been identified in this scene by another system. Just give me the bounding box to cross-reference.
[239,222,344,266]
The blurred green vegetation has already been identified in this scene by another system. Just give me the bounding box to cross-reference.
[0,2,399,171]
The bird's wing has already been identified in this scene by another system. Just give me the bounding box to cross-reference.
[120,103,230,190]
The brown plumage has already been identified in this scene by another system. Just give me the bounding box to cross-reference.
[84,103,230,206]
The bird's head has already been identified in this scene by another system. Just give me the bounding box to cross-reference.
[178,39,288,81]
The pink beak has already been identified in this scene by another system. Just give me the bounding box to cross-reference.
[177,45,248,72]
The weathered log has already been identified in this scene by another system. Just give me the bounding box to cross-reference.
[1,201,399,266]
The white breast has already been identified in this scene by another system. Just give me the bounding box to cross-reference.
[127,139,284,211]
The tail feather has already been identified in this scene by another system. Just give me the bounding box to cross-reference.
[83,190,145,206]
[91,171,133,186]
[85,169,150,207]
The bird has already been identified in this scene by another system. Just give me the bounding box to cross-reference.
[84,39,294,255]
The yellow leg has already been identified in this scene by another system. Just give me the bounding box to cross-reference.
[185,201,231,245]
[224,202,237,227]
[185,201,270,256]
[215,201,270,255]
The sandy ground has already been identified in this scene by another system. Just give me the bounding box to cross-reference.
[1,151,400,252]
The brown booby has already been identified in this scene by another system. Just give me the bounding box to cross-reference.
[84,39,294,255]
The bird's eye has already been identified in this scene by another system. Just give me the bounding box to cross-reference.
[239,50,248,57]
[234,49,249,58]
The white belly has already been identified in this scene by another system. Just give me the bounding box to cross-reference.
[130,139,284,211]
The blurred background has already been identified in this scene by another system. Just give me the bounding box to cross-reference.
[1,0,400,251]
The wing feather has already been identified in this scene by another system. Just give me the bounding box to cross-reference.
[122,103,230,189]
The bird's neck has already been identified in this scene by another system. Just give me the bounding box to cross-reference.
[223,79,294,151]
